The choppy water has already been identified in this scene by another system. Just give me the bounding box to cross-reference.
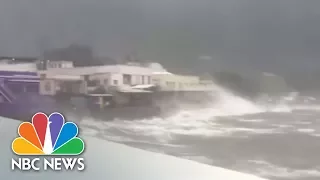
[80,89,320,180]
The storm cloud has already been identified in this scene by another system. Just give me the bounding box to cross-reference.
[0,0,320,74]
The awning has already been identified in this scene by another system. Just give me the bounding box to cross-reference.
[132,84,155,89]
[47,75,82,81]
[152,71,173,75]
[8,79,39,82]
[87,94,113,97]
[118,86,152,93]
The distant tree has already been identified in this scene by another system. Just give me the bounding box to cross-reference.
[285,71,320,92]
[43,44,112,67]
[212,71,260,97]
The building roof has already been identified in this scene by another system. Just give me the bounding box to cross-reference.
[8,79,39,83]
[0,63,38,72]
[87,94,113,97]
[0,57,38,62]
[132,84,155,89]
[152,71,173,75]
[41,64,162,76]
[46,75,82,81]
[117,86,152,93]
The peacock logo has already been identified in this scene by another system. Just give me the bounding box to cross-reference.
[12,112,84,155]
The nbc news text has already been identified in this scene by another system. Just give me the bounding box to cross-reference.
[11,157,85,171]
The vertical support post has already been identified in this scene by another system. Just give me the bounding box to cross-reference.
[99,96,104,109]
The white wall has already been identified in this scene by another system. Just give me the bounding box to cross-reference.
[41,64,165,93]
[0,63,37,72]
[40,78,87,95]
[87,73,111,86]
[39,79,56,95]
[128,74,152,85]
[109,73,123,86]
[153,74,214,91]
[116,65,153,86]
[117,65,154,75]
[107,74,152,86]
[42,65,154,86]
[47,61,74,69]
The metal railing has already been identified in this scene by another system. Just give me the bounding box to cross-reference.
[0,79,15,103]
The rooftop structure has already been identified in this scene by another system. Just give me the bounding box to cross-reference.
[0,63,38,72]
[0,57,39,72]
[40,64,157,76]
[0,57,38,63]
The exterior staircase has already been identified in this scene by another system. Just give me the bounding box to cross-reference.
[0,79,15,103]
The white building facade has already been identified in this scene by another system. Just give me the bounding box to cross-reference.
[46,61,74,69]
[39,64,156,95]
[152,73,214,92]
[38,61,215,95]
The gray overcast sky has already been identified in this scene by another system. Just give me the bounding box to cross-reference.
[0,0,320,73]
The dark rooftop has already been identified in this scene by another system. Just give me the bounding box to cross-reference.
[0,57,39,62]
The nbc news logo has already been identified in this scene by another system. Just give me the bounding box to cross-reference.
[11,112,85,171]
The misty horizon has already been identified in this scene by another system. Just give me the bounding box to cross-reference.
[0,0,320,75]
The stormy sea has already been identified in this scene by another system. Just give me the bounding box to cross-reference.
[80,85,320,180]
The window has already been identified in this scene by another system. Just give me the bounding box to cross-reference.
[45,82,51,91]
[23,85,28,92]
[148,76,151,84]
[153,78,160,85]
[113,80,118,85]
[87,80,99,86]
[166,81,175,87]
[142,76,145,84]
[135,75,140,84]
[40,74,46,79]
[123,74,132,85]
[104,79,108,85]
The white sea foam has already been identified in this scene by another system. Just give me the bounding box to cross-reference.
[81,115,280,144]
[81,86,320,144]
[238,119,265,123]
[294,121,313,125]
[247,160,320,179]
[271,124,295,129]
[297,128,316,133]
